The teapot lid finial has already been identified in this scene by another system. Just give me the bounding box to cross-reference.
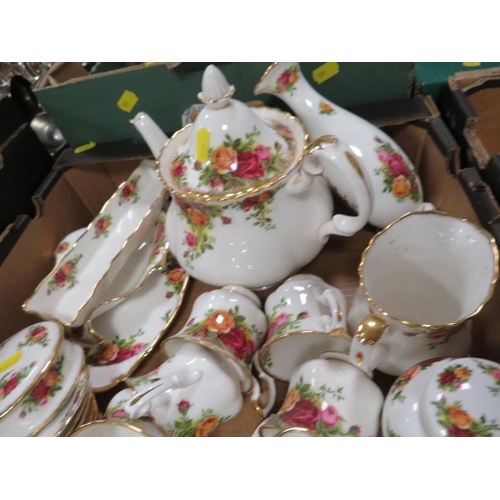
[197,64,235,106]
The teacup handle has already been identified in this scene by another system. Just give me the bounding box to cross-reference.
[303,135,373,239]
[251,353,276,417]
[316,286,347,333]
[124,368,203,419]
[349,313,390,374]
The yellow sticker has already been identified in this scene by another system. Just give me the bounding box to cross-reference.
[117,90,139,113]
[196,128,210,163]
[0,351,22,375]
[74,141,96,154]
[312,63,340,84]
[463,62,481,67]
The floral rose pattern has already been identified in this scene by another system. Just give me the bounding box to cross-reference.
[477,361,500,397]
[432,397,500,436]
[128,367,162,387]
[178,306,258,366]
[390,358,442,403]
[403,327,459,350]
[0,362,35,402]
[269,376,361,437]
[165,400,229,437]
[373,137,421,202]
[231,188,279,231]
[47,254,83,295]
[437,364,472,392]
[319,101,336,116]
[184,127,287,193]
[149,212,166,265]
[85,328,147,366]
[56,241,69,255]
[118,175,140,205]
[161,253,187,322]
[275,65,299,96]
[261,297,309,369]
[93,214,112,239]
[19,355,65,418]
[17,325,50,348]
[104,399,155,423]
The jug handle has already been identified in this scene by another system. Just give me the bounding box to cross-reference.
[251,353,276,417]
[316,286,347,333]
[304,135,374,240]
[123,368,203,419]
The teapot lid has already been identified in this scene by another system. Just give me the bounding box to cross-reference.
[159,65,307,201]
[421,357,500,437]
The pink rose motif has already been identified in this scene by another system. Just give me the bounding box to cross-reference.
[429,331,448,340]
[186,233,196,247]
[234,151,265,179]
[96,219,104,232]
[387,153,408,178]
[280,399,319,430]
[3,376,18,396]
[55,269,66,283]
[115,348,134,364]
[110,409,127,418]
[492,369,500,381]
[131,343,146,355]
[178,400,191,414]
[319,404,339,427]
[254,145,271,164]
[275,313,289,328]
[278,71,291,91]
[267,322,277,340]
[377,149,390,163]
[32,381,49,403]
[222,217,232,225]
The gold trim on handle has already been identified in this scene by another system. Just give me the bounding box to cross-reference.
[355,314,389,346]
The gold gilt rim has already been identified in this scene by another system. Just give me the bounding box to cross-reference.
[161,336,255,395]
[359,210,500,331]
[69,418,159,437]
[259,423,314,438]
[29,344,87,436]
[258,329,352,383]
[0,322,65,421]
[123,381,175,437]
[155,106,309,203]
[59,389,94,437]
[90,269,190,393]
[22,165,166,329]
[253,62,280,96]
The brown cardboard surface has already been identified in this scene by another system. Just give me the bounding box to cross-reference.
[1,114,497,437]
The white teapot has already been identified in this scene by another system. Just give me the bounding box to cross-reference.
[132,64,374,289]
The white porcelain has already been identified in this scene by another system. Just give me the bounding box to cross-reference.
[132,64,374,290]
[123,342,244,437]
[84,253,189,392]
[23,160,166,328]
[254,62,434,229]
[382,356,500,437]
[259,356,384,437]
[70,418,165,437]
[259,274,351,381]
[0,321,64,421]
[54,228,86,265]
[162,285,268,393]
[0,338,84,437]
[347,211,498,376]
[35,368,89,437]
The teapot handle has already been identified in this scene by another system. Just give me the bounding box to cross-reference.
[251,353,276,417]
[303,135,374,240]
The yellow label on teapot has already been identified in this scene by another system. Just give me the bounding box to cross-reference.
[313,63,340,84]
[0,351,22,375]
[74,141,96,154]
[462,62,481,67]
[196,128,210,163]
[117,90,139,113]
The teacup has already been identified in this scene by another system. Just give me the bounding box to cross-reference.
[347,211,498,376]
[382,356,500,437]
[162,285,268,393]
[259,353,384,437]
[258,274,351,381]
[70,418,165,437]
[122,342,245,437]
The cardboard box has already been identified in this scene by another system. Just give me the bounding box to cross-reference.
[414,62,500,103]
[441,67,500,205]
[34,62,414,149]
[2,96,499,437]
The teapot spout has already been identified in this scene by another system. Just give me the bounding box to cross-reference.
[130,111,168,160]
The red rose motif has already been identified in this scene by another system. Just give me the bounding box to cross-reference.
[32,381,49,402]
[122,185,131,198]
[280,399,319,430]
[115,347,135,364]
[173,165,186,177]
[234,152,264,179]
[222,217,232,225]
[55,269,66,283]
[448,424,475,437]
[387,153,408,178]
[279,72,291,90]
[175,197,190,213]
[219,327,254,360]
[3,375,18,396]
[439,370,456,385]
[186,232,197,247]
[243,196,259,212]
[96,219,104,231]
[29,326,46,339]
[131,343,146,355]
[178,400,191,414]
